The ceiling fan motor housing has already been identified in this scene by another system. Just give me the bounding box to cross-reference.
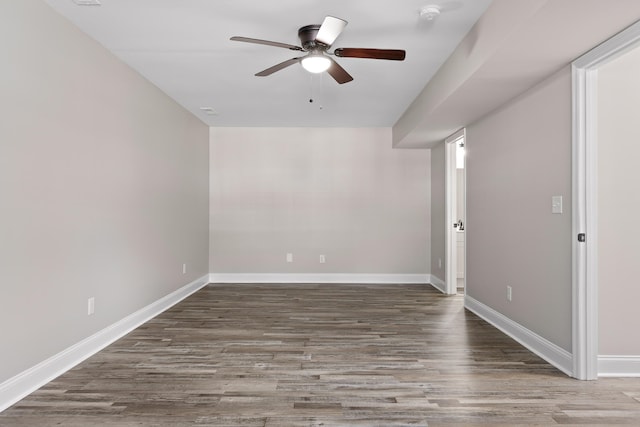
[298,25,325,51]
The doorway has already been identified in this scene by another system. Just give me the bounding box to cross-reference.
[445,129,466,295]
[572,20,640,380]
[596,46,640,377]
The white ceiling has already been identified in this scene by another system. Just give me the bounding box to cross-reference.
[43,0,492,128]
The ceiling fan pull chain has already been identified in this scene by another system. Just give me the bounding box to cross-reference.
[318,72,324,110]
[308,74,324,110]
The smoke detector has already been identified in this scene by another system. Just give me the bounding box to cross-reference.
[420,5,441,20]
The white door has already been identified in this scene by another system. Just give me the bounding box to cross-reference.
[445,129,465,295]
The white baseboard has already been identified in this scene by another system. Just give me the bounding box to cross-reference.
[0,274,209,413]
[464,295,573,377]
[209,273,431,285]
[429,274,446,293]
[598,355,640,377]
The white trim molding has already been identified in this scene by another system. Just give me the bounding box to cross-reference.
[465,295,573,376]
[429,274,446,294]
[598,356,640,377]
[209,273,431,285]
[572,19,640,381]
[0,275,210,413]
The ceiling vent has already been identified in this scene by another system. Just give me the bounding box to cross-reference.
[72,0,101,6]
[200,107,219,116]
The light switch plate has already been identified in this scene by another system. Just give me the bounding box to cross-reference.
[552,196,563,214]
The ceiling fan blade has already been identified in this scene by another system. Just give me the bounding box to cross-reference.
[326,58,353,84]
[334,48,406,61]
[230,36,303,51]
[255,57,302,77]
[315,16,348,47]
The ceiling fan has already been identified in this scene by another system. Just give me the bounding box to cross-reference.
[230,16,406,84]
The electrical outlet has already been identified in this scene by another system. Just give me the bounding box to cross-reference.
[438,258,442,269]
[87,297,95,315]
[286,253,293,263]
[507,286,513,302]
[319,254,326,263]
[182,263,187,274]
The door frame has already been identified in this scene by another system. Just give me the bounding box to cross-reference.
[445,128,465,296]
[571,20,640,380]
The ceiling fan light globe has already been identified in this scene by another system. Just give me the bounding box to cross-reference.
[301,55,331,73]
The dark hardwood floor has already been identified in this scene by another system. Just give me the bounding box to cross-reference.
[2,284,640,426]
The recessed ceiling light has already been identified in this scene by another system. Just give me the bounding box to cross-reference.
[73,0,102,6]
[72,0,101,5]
[419,5,441,20]
[199,107,219,116]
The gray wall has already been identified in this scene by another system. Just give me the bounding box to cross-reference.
[598,45,640,356]
[430,143,446,282]
[466,68,573,352]
[0,1,210,383]
[209,127,430,275]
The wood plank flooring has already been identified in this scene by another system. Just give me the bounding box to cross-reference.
[2,283,640,426]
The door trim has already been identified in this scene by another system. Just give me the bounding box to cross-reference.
[571,20,640,380]
[445,128,465,295]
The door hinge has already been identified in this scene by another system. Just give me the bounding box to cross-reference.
[578,233,586,242]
